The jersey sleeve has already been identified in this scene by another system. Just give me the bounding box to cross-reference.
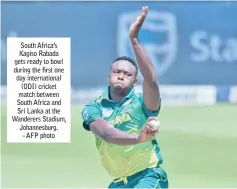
[138,93,161,118]
[81,103,102,131]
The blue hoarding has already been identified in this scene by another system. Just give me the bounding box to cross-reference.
[1,1,237,88]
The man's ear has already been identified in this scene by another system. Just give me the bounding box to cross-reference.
[133,77,137,86]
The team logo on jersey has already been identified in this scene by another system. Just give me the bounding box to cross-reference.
[102,108,113,118]
[82,109,89,120]
[117,10,178,82]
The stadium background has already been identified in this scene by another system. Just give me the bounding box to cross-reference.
[1,1,237,188]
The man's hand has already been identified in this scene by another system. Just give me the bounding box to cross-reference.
[138,117,160,143]
[129,6,148,40]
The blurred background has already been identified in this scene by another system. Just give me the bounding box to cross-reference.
[1,1,237,188]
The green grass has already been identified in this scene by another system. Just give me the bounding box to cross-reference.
[1,104,237,188]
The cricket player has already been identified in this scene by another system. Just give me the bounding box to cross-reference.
[82,6,168,188]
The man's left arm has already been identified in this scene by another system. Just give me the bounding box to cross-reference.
[129,6,161,112]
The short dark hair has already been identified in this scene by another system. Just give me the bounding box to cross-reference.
[112,56,138,75]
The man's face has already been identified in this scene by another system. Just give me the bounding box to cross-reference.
[108,60,137,93]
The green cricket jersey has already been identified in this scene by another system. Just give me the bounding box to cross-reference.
[82,87,163,179]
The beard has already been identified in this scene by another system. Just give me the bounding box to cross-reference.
[113,82,124,88]
[111,83,132,96]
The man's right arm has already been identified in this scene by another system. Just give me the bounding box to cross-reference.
[90,118,142,145]
[82,104,141,146]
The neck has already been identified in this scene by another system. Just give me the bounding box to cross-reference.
[109,87,129,103]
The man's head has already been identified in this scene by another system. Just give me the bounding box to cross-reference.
[108,56,138,94]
